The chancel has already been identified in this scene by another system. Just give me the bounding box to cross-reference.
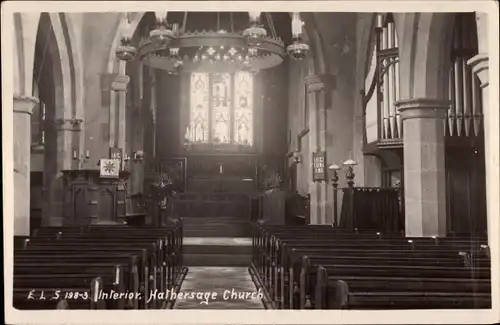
[8,7,497,314]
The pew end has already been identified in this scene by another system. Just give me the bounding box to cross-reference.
[55,299,69,309]
[90,277,105,309]
[314,266,328,309]
[334,279,350,309]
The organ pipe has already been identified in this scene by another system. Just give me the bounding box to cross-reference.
[453,57,463,137]
[395,60,401,138]
[461,24,472,137]
[382,28,390,139]
[471,74,481,137]
[462,59,472,137]
[388,22,396,139]
[448,66,456,136]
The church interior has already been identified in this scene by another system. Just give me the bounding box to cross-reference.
[10,10,496,311]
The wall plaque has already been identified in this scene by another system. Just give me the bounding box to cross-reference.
[109,147,123,160]
[312,151,327,182]
[109,147,123,170]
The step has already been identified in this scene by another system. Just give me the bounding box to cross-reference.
[183,245,251,255]
[184,228,250,237]
[183,244,252,255]
[183,254,252,267]
[182,217,250,224]
[183,223,250,228]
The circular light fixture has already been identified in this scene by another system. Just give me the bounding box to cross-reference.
[116,11,309,71]
[149,20,174,47]
[287,37,310,60]
[115,37,137,61]
[243,25,268,47]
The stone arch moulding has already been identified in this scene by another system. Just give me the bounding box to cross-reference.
[300,12,327,75]
[107,12,146,74]
[61,13,85,121]
[15,13,41,96]
[46,13,74,120]
[394,13,455,100]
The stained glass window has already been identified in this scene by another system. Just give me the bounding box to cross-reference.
[189,73,210,143]
[189,71,254,146]
[211,73,232,144]
[234,71,253,146]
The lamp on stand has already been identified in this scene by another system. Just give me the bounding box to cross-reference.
[343,159,357,188]
[328,164,340,228]
[343,159,358,230]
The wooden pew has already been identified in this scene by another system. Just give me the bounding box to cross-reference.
[13,223,184,310]
[315,266,492,309]
[28,224,184,292]
[270,241,487,308]
[251,222,490,310]
[296,254,490,309]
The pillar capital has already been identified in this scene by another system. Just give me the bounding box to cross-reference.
[467,54,489,88]
[396,98,450,120]
[305,74,336,93]
[13,95,38,115]
[54,118,84,131]
[111,75,131,91]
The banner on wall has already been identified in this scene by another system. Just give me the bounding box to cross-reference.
[312,151,326,182]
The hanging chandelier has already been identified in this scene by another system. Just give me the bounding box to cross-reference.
[116,12,310,73]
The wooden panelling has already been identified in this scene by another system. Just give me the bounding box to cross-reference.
[61,169,129,225]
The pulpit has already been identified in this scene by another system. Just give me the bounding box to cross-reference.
[61,169,129,225]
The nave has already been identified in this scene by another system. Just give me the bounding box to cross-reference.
[8,7,497,315]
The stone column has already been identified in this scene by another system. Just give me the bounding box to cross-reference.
[47,118,81,226]
[112,75,130,151]
[108,89,117,147]
[305,74,335,224]
[13,95,38,236]
[468,54,494,245]
[396,98,449,237]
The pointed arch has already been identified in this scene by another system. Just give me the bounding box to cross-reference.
[300,12,327,75]
[107,12,146,73]
[62,13,85,120]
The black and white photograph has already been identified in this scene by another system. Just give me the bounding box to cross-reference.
[2,1,499,324]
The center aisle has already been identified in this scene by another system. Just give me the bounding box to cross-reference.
[173,267,265,309]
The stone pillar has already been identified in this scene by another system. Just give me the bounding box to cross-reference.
[13,95,38,236]
[47,118,81,226]
[468,54,494,245]
[109,89,117,147]
[305,74,335,224]
[396,98,449,237]
[112,75,130,151]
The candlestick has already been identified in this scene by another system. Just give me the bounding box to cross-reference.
[220,165,223,175]
[73,150,77,159]
[85,150,90,159]
[291,13,302,37]
[249,11,261,23]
